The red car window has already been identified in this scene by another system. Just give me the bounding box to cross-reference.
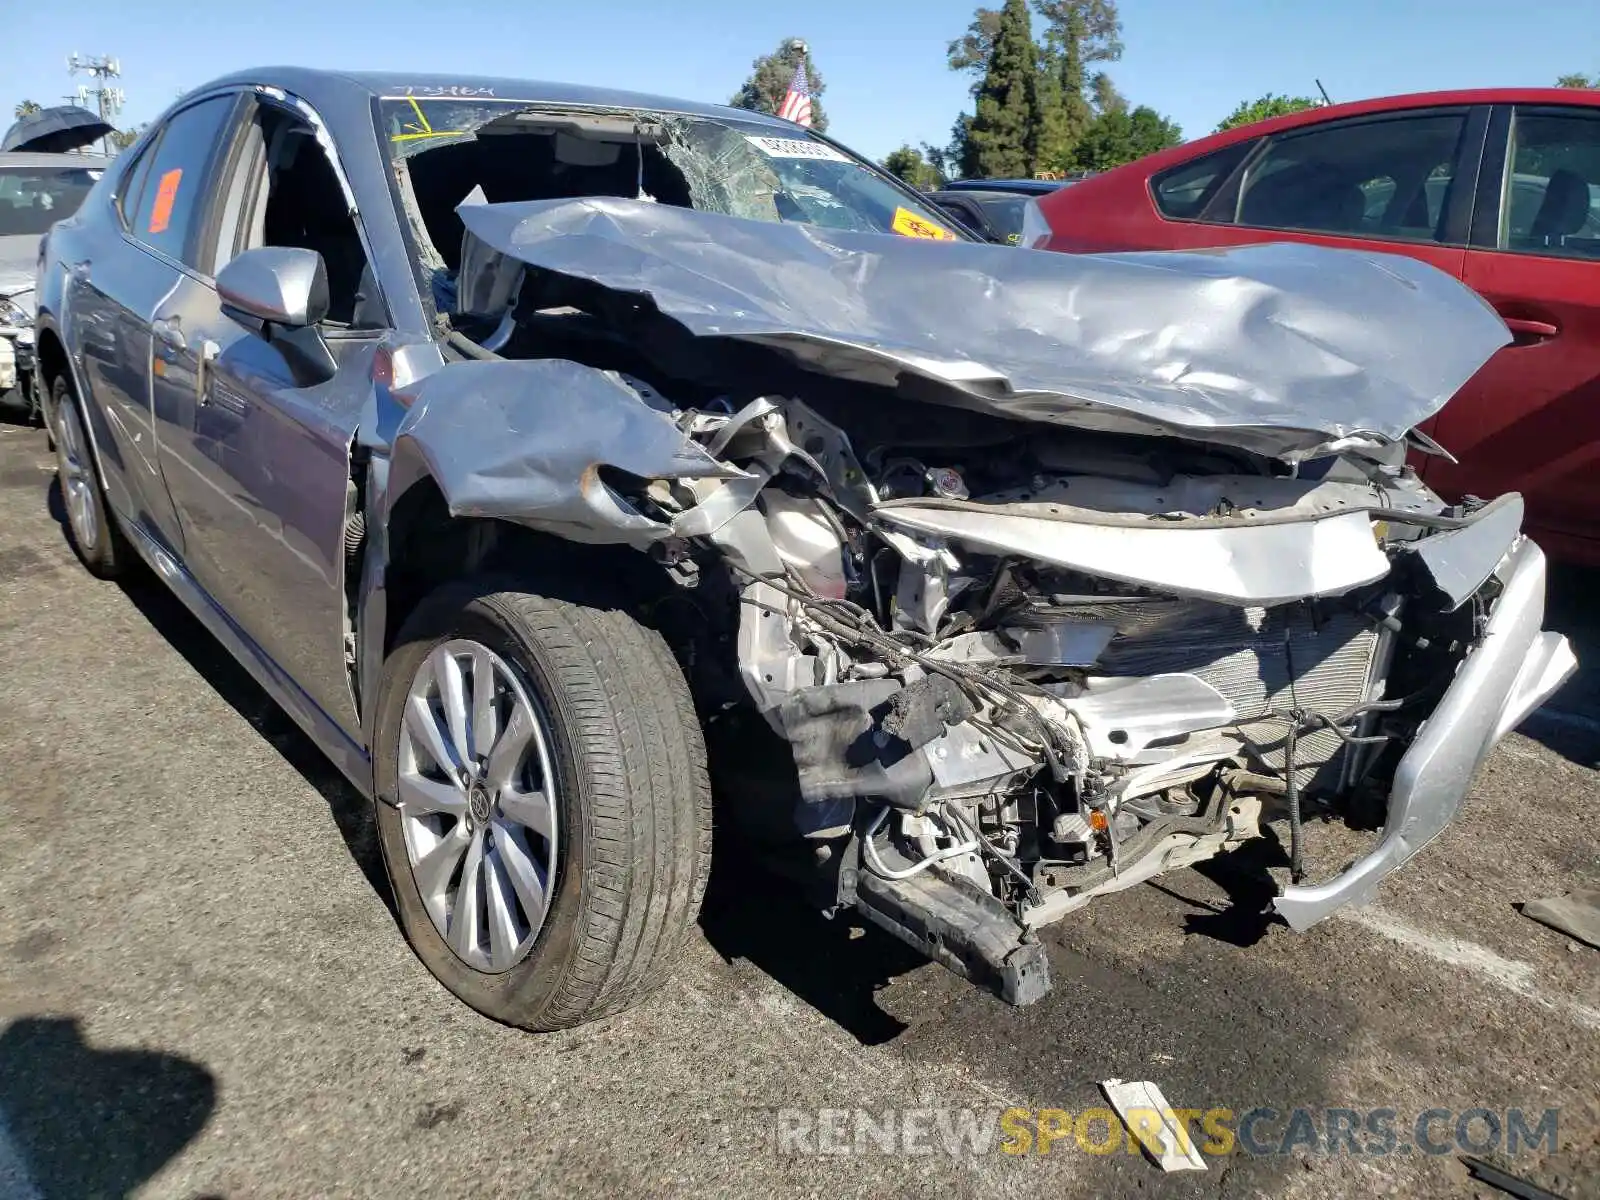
[1499,108,1600,260]
[1227,111,1469,243]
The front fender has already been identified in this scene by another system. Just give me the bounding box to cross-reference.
[385,358,742,548]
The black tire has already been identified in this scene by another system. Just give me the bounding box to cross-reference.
[51,373,126,578]
[373,577,712,1030]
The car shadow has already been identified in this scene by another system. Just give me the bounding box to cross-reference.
[0,402,40,429]
[695,841,931,1046]
[44,477,392,912]
[1173,830,1292,948]
[0,1015,216,1200]
[1522,559,1600,768]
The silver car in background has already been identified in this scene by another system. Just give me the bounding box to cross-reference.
[1,108,111,416]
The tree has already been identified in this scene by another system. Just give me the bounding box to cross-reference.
[883,145,944,190]
[1216,93,1318,132]
[1033,0,1123,63]
[1029,49,1069,174]
[1556,73,1597,89]
[947,7,1004,87]
[965,0,1040,179]
[1070,104,1182,171]
[925,115,972,180]
[1032,0,1123,171]
[1091,71,1126,115]
[13,99,41,120]
[108,126,144,152]
[730,38,828,132]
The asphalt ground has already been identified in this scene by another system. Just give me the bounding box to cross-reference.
[0,414,1597,1199]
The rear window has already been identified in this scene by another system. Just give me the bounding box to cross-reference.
[0,164,103,236]
[1151,142,1252,219]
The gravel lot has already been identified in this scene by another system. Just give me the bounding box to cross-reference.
[0,415,1596,1199]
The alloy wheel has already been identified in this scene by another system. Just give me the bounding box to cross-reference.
[54,398,98,553]
[397,640,560,972]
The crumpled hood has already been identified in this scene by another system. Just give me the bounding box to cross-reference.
[456,196,1511,460]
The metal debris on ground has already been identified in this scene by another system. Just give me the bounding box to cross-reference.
[1460,1154,1568,1200]
[1519,890,1600,950]
[1098,1078,1208,1172]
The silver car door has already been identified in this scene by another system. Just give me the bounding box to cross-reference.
[150,94,388,737]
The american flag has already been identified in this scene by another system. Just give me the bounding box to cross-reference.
[777,59,813,127]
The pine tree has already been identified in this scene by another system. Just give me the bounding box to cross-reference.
[1033,0,1122,169]
[966,0,1039,178]
[730,39,829,132]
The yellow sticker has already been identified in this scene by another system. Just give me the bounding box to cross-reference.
[891,207,957,241]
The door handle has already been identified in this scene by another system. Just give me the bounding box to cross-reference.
[1501,316,1559,342]
[196,340,219,406]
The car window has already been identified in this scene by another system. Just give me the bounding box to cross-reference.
[0,164,104,236]
[1500,108,1600,260]
[970,194,1027,243]
[1231,111,1467,242]
[1151,141,1253,219]
[116,138,158,229]
[130,95,237,268]
[212,99,385,329]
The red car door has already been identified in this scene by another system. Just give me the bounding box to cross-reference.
[1423,104,1600,564]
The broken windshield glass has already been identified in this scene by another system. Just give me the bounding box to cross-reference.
[376,96,963,242]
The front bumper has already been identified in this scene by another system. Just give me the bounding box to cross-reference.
[1274,537,1577,929]
[0,332,21,392]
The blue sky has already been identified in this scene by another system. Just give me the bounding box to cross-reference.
[4,0,1598,161]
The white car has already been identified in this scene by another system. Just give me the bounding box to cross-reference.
[0,108,111,416]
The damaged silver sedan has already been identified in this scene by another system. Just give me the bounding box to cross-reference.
[32,69,1576,1027]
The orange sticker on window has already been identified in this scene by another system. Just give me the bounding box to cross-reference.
[148,168,182,235]
[891,206,956,241]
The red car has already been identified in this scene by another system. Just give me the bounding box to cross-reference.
[1027,89,1600,565]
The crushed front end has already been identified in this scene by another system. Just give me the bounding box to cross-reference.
[388,190,1576,1005]
[616,397,1573,1003]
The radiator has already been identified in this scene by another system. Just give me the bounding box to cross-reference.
[1074,600,1381,793]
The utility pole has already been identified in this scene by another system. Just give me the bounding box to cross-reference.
[66,52,125,154]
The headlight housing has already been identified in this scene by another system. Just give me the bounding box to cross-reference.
[0,295,32,329]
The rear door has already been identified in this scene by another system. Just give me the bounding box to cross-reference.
[61,94,240,551]
[1424,103,1600,562]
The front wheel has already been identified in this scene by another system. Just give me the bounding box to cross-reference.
[373,579,712,1030]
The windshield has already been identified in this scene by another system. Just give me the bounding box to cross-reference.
[0,164,102,236]
[377,97,964,244]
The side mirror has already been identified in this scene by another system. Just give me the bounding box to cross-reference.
[216,246,329,329]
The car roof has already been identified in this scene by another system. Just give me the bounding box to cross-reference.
[1218,87,1600,141]
[201,67,799,131]
[1161,87,1600,162]
[0,151,112,169]
[929,188,1025,202]
[944,178,1063,195]
[1040,86,1600,216]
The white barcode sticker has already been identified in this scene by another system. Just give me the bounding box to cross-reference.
[744,135,850,163]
